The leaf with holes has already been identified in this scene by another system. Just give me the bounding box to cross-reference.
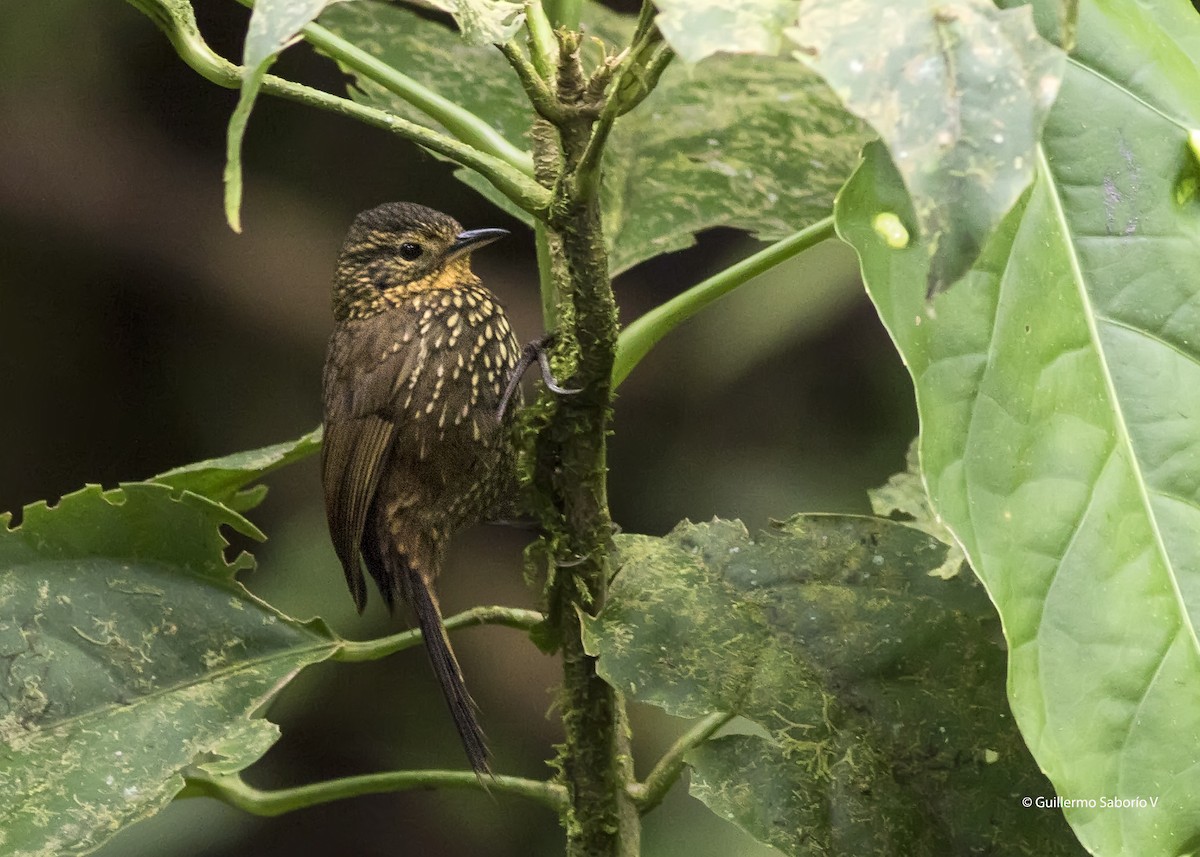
[869,438,966,579]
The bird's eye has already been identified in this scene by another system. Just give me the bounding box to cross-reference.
[398,242,423,261]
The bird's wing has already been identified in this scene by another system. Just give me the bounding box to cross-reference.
[320,315,422,611]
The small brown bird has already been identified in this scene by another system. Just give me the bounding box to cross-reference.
[321,202,566,773]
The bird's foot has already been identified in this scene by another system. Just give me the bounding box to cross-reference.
[497,333,582,421]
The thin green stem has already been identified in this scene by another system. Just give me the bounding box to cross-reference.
[614,44,674,118]
[499,42,567,123]
[629,0,658,46]
[612,215,836,389]
[123,0,239,87]
[183,769,568,815]
[627,712,734,815]
[302,21,535,175]
[267,75,549,214]
[335,605,543,663]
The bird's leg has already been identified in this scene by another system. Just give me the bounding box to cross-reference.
[497,333,582,421]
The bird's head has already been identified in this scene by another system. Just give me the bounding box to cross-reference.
[332,202,508,321]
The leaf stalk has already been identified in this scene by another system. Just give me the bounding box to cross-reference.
[334,605,543,662]
[301,20,535,175]
[182,768,568,815]
[627,712,734,814]
[612,215,837,388]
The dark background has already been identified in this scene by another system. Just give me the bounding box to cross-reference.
[0,2,915,855]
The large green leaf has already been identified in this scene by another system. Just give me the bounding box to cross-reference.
[318,1,867,275]
[0,484,337,856]
[790,0,1064,295]
[643,0,1064,294]
[586,517,1081,856]
[596,42,867,276]
[835,1,1200,852]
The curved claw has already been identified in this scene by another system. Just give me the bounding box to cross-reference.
[497,333,582,422]
[537,348,583,396]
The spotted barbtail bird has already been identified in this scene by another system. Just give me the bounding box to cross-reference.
[321,202,571,773]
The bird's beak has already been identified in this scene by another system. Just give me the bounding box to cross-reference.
[444,227,509,263]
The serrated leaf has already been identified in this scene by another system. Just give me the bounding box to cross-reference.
[0,484,337,856]
[587,516,1081,856]
[319,1,867,275]
[834,2,1200,851]
[152,426,322,512]
[652,0,796,63]
[790,0,1064,294]
[868,438,965,578]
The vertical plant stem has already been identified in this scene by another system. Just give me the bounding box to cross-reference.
[547,192,629,856]
[528,30,635,857]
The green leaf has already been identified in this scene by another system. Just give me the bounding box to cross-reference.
[790,0,1065,294]
[587,517,1081,856]
[599,45,868,275]
[223,78,257,233]
[0,484,337,855]
[652,0,795,63]
[151,426,322,512]
[868,438,965,579]
[585,7,869,275]
[318,1,868,274]
[834,2,1200,851]
[226,0,345,231]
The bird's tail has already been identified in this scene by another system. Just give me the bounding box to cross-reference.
[395,557,490,776]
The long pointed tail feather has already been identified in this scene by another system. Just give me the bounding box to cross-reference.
[359,511,490,775]
[397,558,491,775]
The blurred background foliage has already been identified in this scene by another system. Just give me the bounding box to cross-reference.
[0,1,916,854]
